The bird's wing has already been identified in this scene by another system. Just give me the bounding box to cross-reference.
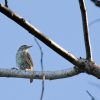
[25,52,33,67]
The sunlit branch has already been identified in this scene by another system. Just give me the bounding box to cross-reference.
[1,3,100,82]
[0,4,79,66]
[79,0,93,61]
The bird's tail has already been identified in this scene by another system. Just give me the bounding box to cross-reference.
[30,78,33,83]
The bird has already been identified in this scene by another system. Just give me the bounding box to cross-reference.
[16,45,34,83]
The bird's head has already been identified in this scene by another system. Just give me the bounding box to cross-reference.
[18,45,32,52]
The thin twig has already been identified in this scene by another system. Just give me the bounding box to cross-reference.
[34,37,45,100]
[86,90,95,100]
[79,0,93,61]
[89,81,100,89]
[5,0,8,7]
[34,37,44,71]
[40,75,45,100]
[89,18,100,26]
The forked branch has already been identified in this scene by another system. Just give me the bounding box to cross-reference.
[1,2,100,81]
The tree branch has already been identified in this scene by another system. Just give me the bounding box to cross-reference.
[1,3,100,81]
[91,0,100,7]
[0,4,79,66]
[89,18,100,26]
[79,0,93,61]
[0,58,100,80]
[86,90,95,100]
[0,67,80,80]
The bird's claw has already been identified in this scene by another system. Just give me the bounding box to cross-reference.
[11,67,18,70]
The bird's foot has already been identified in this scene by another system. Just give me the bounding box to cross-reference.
[11,67,18,70]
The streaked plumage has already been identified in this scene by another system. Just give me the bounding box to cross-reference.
[16,45,33,83]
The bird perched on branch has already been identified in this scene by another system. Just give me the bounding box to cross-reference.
[16,45,34,83]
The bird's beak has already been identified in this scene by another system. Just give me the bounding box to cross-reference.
[27,45,32,48]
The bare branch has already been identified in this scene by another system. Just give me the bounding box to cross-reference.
[86,90,95,100]
[79,0,93,61]
[0,58,99,80]
[0,67,80,80]
[0,4,79,66]
[0,59,99,80]
[1,3,100,82]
